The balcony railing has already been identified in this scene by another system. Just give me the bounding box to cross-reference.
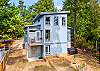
[29,38,43,46]
[29,37,43,45]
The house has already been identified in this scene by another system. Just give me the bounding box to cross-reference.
[24,11,71,62]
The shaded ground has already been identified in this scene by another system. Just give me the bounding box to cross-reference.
[6,39,100,71]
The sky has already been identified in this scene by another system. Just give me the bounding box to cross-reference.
[10,0,64,10]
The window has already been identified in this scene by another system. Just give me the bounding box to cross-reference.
[45,45,50,55]
[37,32,40,41]
[46,47,48,53]
[67,30,71,42]
[62,17,66,26]
[45,30,50,42]
[54,16,58,25]
[45,17,50,25]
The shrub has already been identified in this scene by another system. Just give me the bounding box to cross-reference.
[74,35,94,51]
[74,35,87,49]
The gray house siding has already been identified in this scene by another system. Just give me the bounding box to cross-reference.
[44,14,67,55]
[24,12,71,61]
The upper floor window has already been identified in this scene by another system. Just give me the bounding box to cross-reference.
[45,17,50,25]
[54,16,58,26]
[45,30,50,42]
[62,17,66,26]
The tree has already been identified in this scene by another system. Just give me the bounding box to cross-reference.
[25,0,56,25]
[0,0,10,8]
[0,0,10,38]
[90,0,100,40]
[31,0,55,15]
[62,0,100,51]
[18,0,26,17]
[0,0,25,39]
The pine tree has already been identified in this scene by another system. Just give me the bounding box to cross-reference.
[18,0,26,17]
[32,0,55,14]
[0,0,25,39]
[62,0,100,51]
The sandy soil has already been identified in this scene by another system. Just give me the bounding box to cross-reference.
[6,48,76,71]
[6,38,100,71]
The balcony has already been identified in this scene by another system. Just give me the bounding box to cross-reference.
[29,38,43,47]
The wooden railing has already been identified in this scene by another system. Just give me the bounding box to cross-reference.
[0,40,13,71]
[0,51,9,71]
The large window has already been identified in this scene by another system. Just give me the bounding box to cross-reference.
[54,16,59,25]
[45,17,50,25]
[45,30,50,42]
[45,45,50,55]
[62,17,66,26]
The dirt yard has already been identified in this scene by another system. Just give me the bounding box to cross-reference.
[6,39,100,71]
[6,48,76,71]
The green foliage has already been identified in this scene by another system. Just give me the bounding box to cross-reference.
[0,0,25,39]
[63,0,100,52]
[25,0,56,25]
[74,35,87,49]
[74,35,95,51]
[0,0,57,40]
[31,0,55,15]
[0,0,10,7]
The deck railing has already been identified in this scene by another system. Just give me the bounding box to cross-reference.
[29,37,42,44]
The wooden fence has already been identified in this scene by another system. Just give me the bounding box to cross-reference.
[0,51,9,71]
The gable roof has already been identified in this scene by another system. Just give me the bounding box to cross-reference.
[33,11,70,22]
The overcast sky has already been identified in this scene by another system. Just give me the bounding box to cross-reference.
[10,0,64,10]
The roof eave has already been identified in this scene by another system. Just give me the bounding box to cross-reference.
[33,11,70,22]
